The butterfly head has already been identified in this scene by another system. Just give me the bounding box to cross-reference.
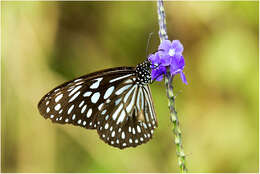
[135,60,152,85]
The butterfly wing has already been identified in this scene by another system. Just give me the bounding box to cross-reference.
[96,79,158,149]
[38,66,157,149]
[38,67,136,129]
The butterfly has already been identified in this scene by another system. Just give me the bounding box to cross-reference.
[38,60,157,149]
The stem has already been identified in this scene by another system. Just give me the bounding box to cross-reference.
[156,0,188,172]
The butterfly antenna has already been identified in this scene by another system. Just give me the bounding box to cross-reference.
[146,32,154,58]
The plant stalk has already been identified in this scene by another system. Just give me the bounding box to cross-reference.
[156,0,188,172]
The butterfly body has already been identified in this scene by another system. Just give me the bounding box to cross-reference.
[135,60,152,85]
[38,60,157,149]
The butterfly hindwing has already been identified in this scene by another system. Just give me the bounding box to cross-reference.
[96,78,157,149]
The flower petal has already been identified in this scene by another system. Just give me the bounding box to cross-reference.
[156,74,164,81]
[158,40,171,52]
[169,56,179,73]
[177,55,185,69]
[151,70,158,80]
[172,40,184,54]
[160,54,171,66]
[151,65,167,81]
[151,69,162,81]
[180,71,188,84]
[148,54,157,64]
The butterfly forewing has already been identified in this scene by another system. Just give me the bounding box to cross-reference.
[38,67,136,129]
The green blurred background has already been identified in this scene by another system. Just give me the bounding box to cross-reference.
[1,1,259,173]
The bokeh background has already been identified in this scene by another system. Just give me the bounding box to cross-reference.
[1,1,259,173]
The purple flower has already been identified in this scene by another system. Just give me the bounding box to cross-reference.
[148,52,167,81]
[148,39,187,84]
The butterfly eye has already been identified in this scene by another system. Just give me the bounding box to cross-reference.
[38,63,157,149]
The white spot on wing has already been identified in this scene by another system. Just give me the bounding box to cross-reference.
[105,123,109,129]
[55,104,61,111]
[90,78,103,89]
[115,84,131,95]
[116,110,126,124]
[54,89,60,93]
[143,123,147,129]
[124,79,132,84]
[74,78,82,82]
[98,103,104,111]
[121,132,125,139]
[112,103,123,121]
[86,108,92,118]
[111,131,115,137]
[69,85,82,96]
[67,105,74,114]
[101,109,107,115]
[83,91,92,97]
[140,89,144,110]
[115,98,121,106]
[126,87,137,113]
[124,85,136,103]
[104,86,114,99]
[144,86,156,121]
[75,81,84,86]
[81,104,87,113]
[79,100,85,107]
[137,125,141,133]
[136,90,141,110]
[132,128,136,135]
[55,94,63,103]
[109,74,133,83]
[69,91,80,102]
[91,92,100,103]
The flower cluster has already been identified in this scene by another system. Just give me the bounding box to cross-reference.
[148,40,187,84]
